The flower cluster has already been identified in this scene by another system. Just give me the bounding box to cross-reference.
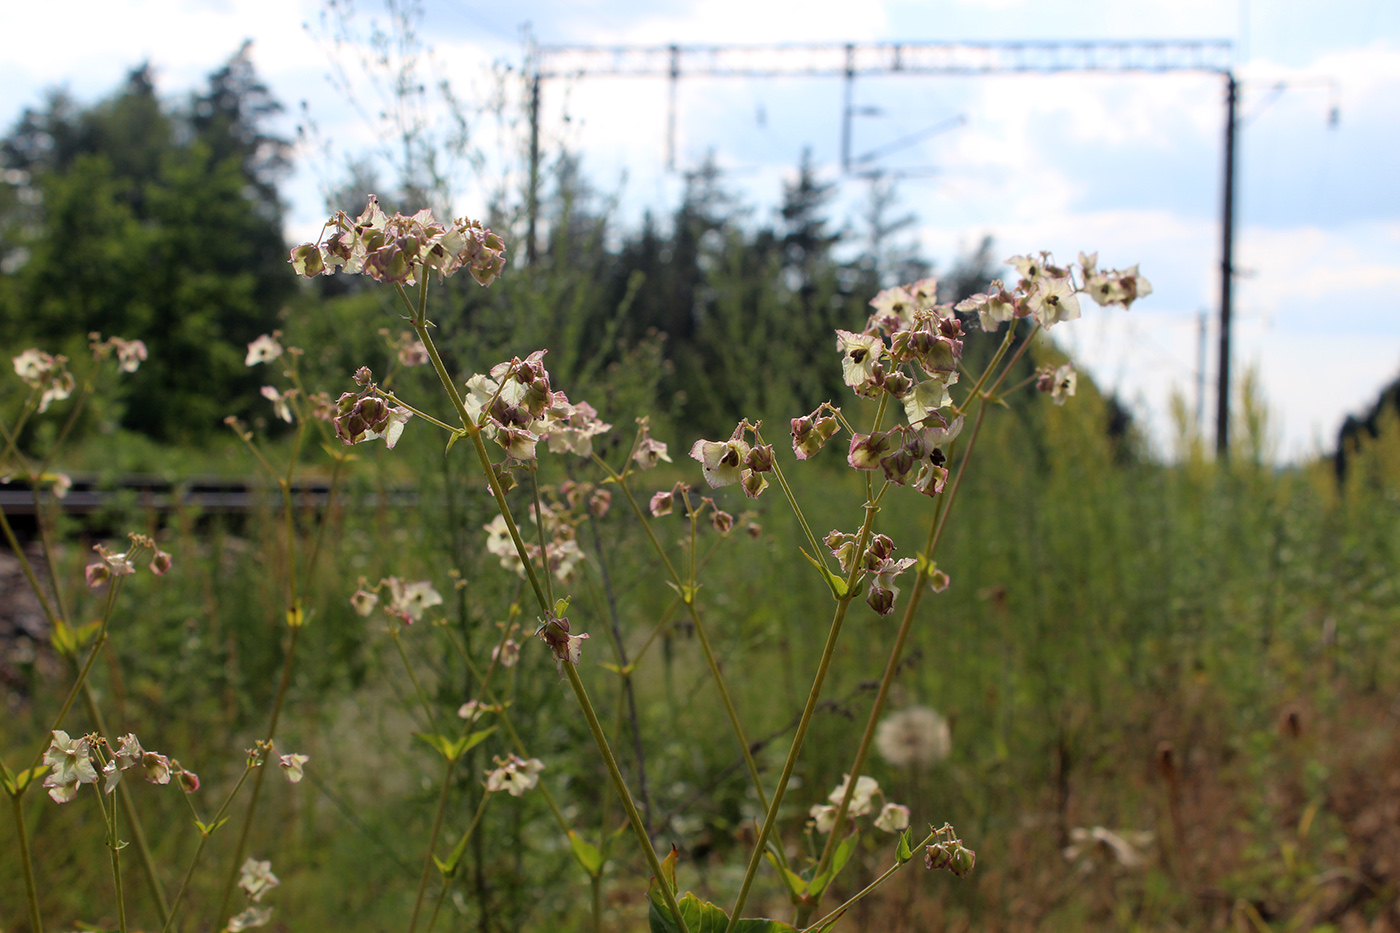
[12,349,75,412]
[229,856,280,930]
[808,774,910,835]
[824,531,916,616]
[330,368,413,450]
[89,333,148,373]
[289,195,506,287]
[482,481,608,585]
[689,420,773,498]
[485,753,545,796]
[536,611,588,671]
[84,533,171,588]
[41,730,193,804]
[464,351,612,463]
[925,823,976,877]
[349,576,443,624]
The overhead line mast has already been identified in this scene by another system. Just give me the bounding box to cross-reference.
[528,39,1238,456]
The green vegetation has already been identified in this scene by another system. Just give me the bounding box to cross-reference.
[2,43,1399,933]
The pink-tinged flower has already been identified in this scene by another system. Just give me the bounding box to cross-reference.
[101,733,146,794]
[492,639,520,668]
[105,337,148,373]
[649,490,674,517]
[142,751,172,785]
[13,348,54,386]
[929,567,951,592]
[485,754,545,797]
[1045,363,1077,406]
[908,277,939,306]
[238,857,280,903]
[245,334,283,367]
[824,529,858,575]
[827,774,881,818]
[633,424,672,470]
[278,753,309,784]
[289,242,327,277]
[548,539,586,583]
[458,700,487,722]
[384,578,443,623]
[1116,265,1152,308]
[1028,276,1081,328]
[38,368,75,413]
[149,549,172,575]
[867,556,916,615]
[42,730,98,803]
[836,330,884,391]
[741,470,768,498]
[540,396,612,457]
[227,906,274,931]
[1006,252,1049,285]
[495,425,540,461]
[175,764,201,793]
[690,426,750,488]
[397,338,429,367]
[956,283,1018,332]
[86,542,136,588]
[868,285,916,333]
[536,615,588,669]
[875,802,911,832]
[333,394,413,449]
[261,386,296,423]
[809,803,839,834]
[589,488,611,518]
[847,431,895,471]
[350,587,379,616]
[49,472,72,499]
[792,407,842,460]
[711,508,734,533]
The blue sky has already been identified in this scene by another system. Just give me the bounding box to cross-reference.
[4,0,1398,460]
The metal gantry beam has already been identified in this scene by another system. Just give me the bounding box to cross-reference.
[526,38,1239,457]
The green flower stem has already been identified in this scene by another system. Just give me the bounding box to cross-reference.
[423,790,492,933]
[407,758,457,933]
[529,469,557,607]
[80,684,171,927]
[391,626,439,726]
[162,758,259,933]
[806,323,1031,902]
[562,661,690,933]
[214,623,303,929]
[92,778,128,933]
[591,874,604,933]
[799,831,937,933]
[34,575,124,773]
[10,791,44,933]
[724,502,882,933]
[468,428,552,617]
[600,459,770,811]
[375,390,461,434]
[752,433,827,578]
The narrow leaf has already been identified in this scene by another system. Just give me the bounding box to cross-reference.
[567,830,604,876]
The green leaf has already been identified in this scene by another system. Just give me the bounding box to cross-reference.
[763,850,808,900]
[798,547,848,599]
[51,618,77,657]
[12,766,48,794]
[896,828,914,865]
[810,831,859,898]
[663,580,701,604]
[567,830,604,876]
[648,891,800,933]
[553,596,572,617]
[444,429,469,455]
[413,727,495,763]
[193,815,230,837]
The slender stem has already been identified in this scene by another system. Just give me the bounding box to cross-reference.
[808,323,1030,897]
[214,624,303,928]
[93,780,128,933]
[162,760,259,933]
[392,626,438,726]
[10,791,44,933]
[81,684,171,926]
[528,469,556,607]
[424,790,491,933]
[600,458,769,809]
[799,832,936,932]
[562,661,689,933]
[591,874,604,933]
[724,502,881,932]
[0,502,60,629]
[408,759,456,933]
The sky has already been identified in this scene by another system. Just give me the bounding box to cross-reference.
[3,0,1398,461]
